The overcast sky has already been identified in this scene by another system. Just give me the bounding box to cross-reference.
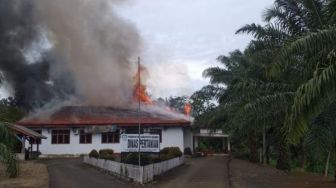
[116,0,274,98]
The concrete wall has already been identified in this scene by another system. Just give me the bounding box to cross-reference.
[161,127,184,152]
[28,126,188,155]
[183,127,193,151]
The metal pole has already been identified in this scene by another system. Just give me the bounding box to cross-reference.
[138,56,141,168]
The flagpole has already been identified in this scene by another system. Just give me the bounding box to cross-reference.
[137,56,141,169]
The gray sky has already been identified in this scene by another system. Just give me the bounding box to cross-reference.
[116,0,274,98]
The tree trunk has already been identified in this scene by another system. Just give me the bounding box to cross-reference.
[334,142,336,181]
[299,140,305,171]
[249,130,258,163]
[324,151,330,177]
[266,143,270,164]
[276,135,290,171]
[262,125,266,164]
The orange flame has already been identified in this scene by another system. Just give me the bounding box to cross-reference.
[184,102,192,116]
[133,64,152,104]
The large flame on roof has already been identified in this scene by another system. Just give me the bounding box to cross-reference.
[184,102,192,116]
[133,64,152,104]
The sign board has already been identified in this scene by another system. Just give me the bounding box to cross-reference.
[120,134,160,153]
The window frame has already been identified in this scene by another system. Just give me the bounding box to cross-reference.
[79,130,92,144]
[51,129,70,144]
[101,132,119,144]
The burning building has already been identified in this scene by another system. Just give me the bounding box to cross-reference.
[17,106,193,155]
[4,0,195,156]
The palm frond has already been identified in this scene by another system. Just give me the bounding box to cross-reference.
[285,56,336,143]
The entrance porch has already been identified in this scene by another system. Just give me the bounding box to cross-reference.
[193,129,230,154]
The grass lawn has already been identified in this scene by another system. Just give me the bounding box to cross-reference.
[0,161,48,188]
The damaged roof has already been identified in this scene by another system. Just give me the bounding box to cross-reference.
[18,106,191,128]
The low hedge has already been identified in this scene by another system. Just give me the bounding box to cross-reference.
[99,149,114,156]
[89,149,115,160]
[160,147,183,158]
[100,154,115,160]
[89,149,99,158]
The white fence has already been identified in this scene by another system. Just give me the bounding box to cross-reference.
[83,155,184,184]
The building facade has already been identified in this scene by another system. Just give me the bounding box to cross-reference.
[18,106,193,156]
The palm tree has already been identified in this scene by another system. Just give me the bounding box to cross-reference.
[0,102,24,178]
[234,0,336,171]
[0,124,19,178]
[194,0,336,175]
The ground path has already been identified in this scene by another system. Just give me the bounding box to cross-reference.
[42,157,229,188]
[41,157,336,188]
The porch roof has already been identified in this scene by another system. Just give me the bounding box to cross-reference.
[194,133,229,138]
[9,123,47,139]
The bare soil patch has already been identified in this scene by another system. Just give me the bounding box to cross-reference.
[0,161,48,188]
[230,158,336,188]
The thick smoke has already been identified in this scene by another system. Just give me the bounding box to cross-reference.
[0,0,55,109]
[0,0,141,110]
[35,0,141,107]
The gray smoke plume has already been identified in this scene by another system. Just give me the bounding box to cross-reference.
[0,0,141,110]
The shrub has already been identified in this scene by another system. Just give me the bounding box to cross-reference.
[184,147,192,155]
[159,154,174,161]
[160,147,183,158]
[97,149,115,160]
[89,149,99,158]
[125,153,152,166]
[99,149,114,156]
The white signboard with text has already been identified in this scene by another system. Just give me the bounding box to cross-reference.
[120,134,160,153]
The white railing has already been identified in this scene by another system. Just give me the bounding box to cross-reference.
[83,155,184,184]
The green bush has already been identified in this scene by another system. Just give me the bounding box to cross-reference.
[89,149,99,158]
[125,153,152,166]
[160,147,183,158]
[96,149,115,160]
[99,149,114,156]
[160,154,174,161]
[184,147,192,155]
[152,156,162,163]
[100,154,115,161]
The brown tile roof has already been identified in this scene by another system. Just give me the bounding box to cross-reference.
[18,106,191,128]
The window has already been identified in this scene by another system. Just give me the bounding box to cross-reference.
[101,132,119,143]
[51,130,70,144]
[79,130,92,144]
[150,129,162,143]
[29,130,42,144]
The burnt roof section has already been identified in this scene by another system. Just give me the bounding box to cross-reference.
[18,106,191,128]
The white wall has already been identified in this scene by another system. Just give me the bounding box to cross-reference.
[160,127,184,152]
[183,127,193,151]
[28,129,120,155]
[28,126,186,155]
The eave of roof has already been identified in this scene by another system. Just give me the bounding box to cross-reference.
[9,124,47,139]
[17,106,192,128]
[18,120,191,128]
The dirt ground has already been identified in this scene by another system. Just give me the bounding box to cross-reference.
[1,157,336,188]
[230,158,336,188]
[0,161,49,188]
